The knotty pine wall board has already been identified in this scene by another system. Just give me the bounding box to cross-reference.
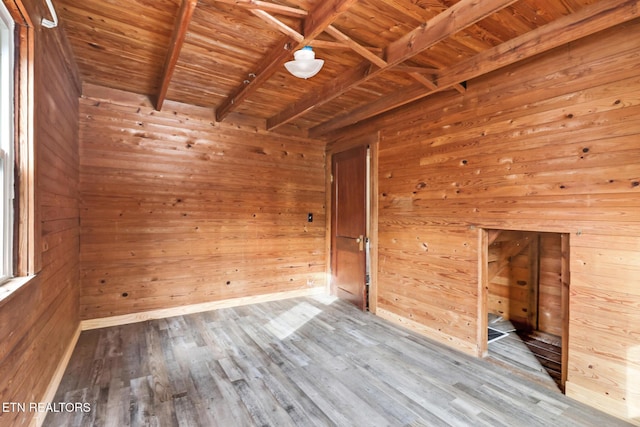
[0,1,82,425]
[350,19,640,423]
[538,233,562,336]
[78,88,327,319]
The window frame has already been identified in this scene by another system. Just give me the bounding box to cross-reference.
[0,0,37,300]
[0,0,16,285]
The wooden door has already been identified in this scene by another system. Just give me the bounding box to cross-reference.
[331,145,367,310]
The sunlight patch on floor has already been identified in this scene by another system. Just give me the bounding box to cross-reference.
[311,294,338,305]
[266,302,323,340]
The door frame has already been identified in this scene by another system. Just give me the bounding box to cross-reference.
[325,132,379,312]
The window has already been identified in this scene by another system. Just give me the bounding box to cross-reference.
[0,1,14,284]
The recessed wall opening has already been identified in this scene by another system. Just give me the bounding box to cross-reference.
[481,229,570,393]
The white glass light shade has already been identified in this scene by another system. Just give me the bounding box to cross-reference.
[284,46,324,79]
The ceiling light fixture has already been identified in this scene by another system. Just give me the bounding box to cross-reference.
[284,46,324,79]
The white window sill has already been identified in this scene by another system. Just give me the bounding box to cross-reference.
[0,275,37,304]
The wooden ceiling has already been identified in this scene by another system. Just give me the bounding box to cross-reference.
[54,0,637,138]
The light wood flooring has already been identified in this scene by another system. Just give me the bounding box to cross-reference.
[44,296,632,426]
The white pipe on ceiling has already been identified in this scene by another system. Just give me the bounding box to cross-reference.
[41,0,58,28]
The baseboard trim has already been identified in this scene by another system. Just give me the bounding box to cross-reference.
[376,307,478,357]
[31,324,82,427]
[81,287,326,330]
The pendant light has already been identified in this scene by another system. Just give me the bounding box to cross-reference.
[284,46,324,79]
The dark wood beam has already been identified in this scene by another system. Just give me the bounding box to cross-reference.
[309,0,640,137]
[266,0,516,130]
[215,0,357,122]
[156,0,198,111]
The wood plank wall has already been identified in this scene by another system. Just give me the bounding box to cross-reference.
[487,231,535,327]
[487,231,562,335]
[78,87,326,320]
[0,1,81,425]
[343,19,640,423]
[538,233,562,336]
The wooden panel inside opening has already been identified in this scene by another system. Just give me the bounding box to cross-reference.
[485,229,568,391]
[487,230,563,333]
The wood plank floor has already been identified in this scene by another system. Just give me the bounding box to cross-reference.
[487,315,562,392]
[44,296,632,426]
[517,331,563,389]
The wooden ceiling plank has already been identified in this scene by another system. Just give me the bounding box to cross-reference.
[156,0,198,111]
[379,0,506,54]
[310,0,640,136]
[212,0,308,17]
[377,0,444,23]
[309,81,430,136]
[267,0,515,130]
[393,65,440,75]
[385,0,520,65]
[438,0,640,88]
[216,0,357,122]
[324,25,387,68]
[310,40,383,54]
[250,9,303,43]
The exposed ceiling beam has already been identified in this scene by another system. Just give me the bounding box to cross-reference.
[395,66,464,93]
[155,0,198,111]
[325,25,442,91]
[248,10,376,60]
[407,72,438,91]
[266,0,516,130]
[212,0,308,17]
[452,83,467,94]
[324,25,387,68]
[215,0,357,122]
[380,0,502,57]
[384,0,519,65]
[392,65,464,92]
[309,0,640,137]
[303,0,358,39]
[309,39,360,50]
[215,34,297,122]
[250,9,303,42]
